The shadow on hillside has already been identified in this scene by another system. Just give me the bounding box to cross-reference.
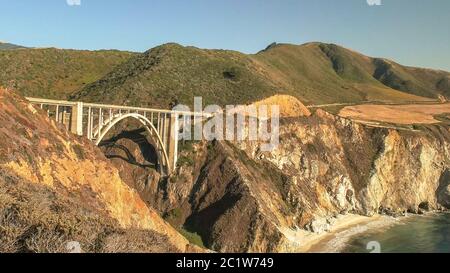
[99,128,159,170]
[437,169,450,209]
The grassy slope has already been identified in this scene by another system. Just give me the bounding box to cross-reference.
[72,43,279,108]
[72,42,449,108]
[253,43,440,105]
[0,42,26,50]
[0,48,136,99]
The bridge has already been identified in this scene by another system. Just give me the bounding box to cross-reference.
[26,97,210,176]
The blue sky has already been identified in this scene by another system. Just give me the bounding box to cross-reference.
[0,0,449,71]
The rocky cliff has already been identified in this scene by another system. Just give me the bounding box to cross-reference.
[105,109,450,253]
[0,87,199,253]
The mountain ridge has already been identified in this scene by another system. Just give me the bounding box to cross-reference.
[71,42,448,108]
[0,42,26,50]
[1,41,448,107]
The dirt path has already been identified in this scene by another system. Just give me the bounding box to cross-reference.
[307,99,440,109]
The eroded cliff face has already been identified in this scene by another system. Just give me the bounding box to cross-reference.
[237,110,450,222]
[109,108,450,253]
[0,88,198,253]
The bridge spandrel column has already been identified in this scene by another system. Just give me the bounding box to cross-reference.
[70,102,84,136]
[168,113,179,173]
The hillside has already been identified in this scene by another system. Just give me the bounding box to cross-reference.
[255,43,448,104]
[0,87,199,253]
[0,48,136,99]
[0,42,26,50]
[71,42,449,108]
[1,42,448,108]
[72,43,280,108]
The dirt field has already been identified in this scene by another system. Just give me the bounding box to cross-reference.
[339,103,450,125]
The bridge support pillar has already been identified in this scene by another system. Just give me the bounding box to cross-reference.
[167,113,179,173]
[70,102,84,136]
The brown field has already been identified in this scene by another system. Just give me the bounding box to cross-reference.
[339,103,450,125]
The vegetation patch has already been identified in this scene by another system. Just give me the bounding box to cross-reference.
[178,227,205,248]
[164,208,183,225]
[72,144,85,161]
[0,48,136,99]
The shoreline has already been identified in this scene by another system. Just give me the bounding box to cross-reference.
[281,214,402,253]
[292,211,448,253]
[305,214,400,253]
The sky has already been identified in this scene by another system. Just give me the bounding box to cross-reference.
[0,0,449,71]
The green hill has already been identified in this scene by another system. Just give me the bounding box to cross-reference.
[1,42,448,107]
[72,42,449,108]
[0,47,136,99]
[249,42,448,105]
[0,42,26,50]
[72,43,280,107]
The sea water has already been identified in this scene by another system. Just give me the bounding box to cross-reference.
[342,213,450,253]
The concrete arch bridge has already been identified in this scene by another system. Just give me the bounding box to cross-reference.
[27,98,209,176]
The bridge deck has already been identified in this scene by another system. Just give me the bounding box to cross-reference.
[26,97,210,117]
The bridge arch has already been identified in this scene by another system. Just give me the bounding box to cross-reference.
[94,113,171,176]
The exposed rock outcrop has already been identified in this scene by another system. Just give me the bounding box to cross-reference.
[437,170,450,208]
[251,95,311,118]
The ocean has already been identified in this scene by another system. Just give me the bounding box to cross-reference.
[342,212,450,253]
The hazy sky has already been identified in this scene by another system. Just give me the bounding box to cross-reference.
[0,0,449,71]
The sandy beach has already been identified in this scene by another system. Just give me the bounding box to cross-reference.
[280,214,401,253]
